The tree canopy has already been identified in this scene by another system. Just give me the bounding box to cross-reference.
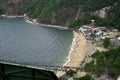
[84,47,120,79]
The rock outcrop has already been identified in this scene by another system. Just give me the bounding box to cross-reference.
[91,6,111,18]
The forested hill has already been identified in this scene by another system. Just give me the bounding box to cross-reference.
[0,0,120,29]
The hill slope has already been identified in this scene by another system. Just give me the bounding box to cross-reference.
[0,0,120,28]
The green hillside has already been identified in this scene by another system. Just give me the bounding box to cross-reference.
[0,0,120,28]
[84,47,120,79]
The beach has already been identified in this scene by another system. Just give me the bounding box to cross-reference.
[66,31,90,68]
[56,31,91,77]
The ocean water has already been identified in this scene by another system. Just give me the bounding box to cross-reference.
[0,17,73,69]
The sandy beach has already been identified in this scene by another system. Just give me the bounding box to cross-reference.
[66,31,90,68]
[56,31,91,77]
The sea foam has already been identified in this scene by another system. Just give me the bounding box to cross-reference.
[63,30,78,66]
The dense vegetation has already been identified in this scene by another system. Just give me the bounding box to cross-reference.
[84,47,120,79]
[0,8,4,15]
[0,0,120,79]
[0,0,119,28]
[27,0,60,20]
[68,16,112,29]
[69,18,91,29]
[26,0,77,25]
[27,0,118,17]
[70,0,118,11]
[69,14,120,30]
[109,1,120,30]
[69,0,120,30]
[103,38,111,48]
[0,0,7,14]
[26,0,120,27]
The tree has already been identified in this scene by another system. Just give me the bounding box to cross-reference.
[103,38,110,48]
[0,8,5,14]
[66,69,76,77]
[84,47,120,79]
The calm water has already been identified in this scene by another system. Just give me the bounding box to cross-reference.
[0,17,73,68]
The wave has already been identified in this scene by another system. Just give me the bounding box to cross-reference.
[24,17,34,24]
[25,19,34,24]
[63,31,78,66]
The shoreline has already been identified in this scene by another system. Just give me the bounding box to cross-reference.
[1,15,24,18]
[32,19,68,30]
[56,30,78,77]
[63,30,78,66]
[0,14,89,77]
[56,31,90,77]
[0,14,68,30]
[65,31,91,68]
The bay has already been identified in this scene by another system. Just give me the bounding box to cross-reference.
[0,17,73,69]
